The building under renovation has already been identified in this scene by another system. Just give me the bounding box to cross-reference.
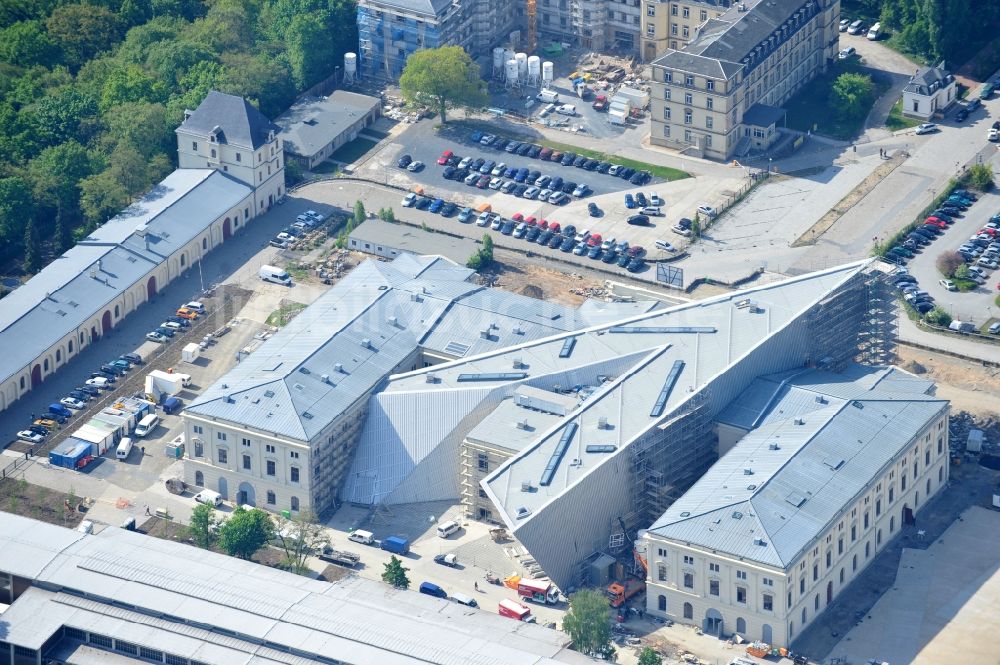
[357,0,522,80]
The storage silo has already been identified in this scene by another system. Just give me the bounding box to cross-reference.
[542,61,554,84]
[527,55,541,86]
[515,53,528,81]
[492,47,506,78]
[504,59,519,87]
[344,52,358,84]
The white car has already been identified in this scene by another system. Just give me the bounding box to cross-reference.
[161,321,183,331]
[146,331,168,343]
[406,160,425,172]
[938,279,956,291]
[978,258,999,269]
[915,123,938,135]
[77,520,94,534]
[491,163,507,176]
[650,193,664,206]
[655,240,677,252]
[458,156,473,169]
[600,237,616,251]
[574,229,591,243]
[488,177,504,190]
[697,204,717,218]
[402,192,417,207]
[989,128,1000,142]
[60,397,86,410]
[476,211,491,227]
[183,301,206,314]
[490,217,504,231]
[17,430,44,444]
[556,104,577,116]
[838,47,856,60]
[85,376,111,389]
[522,186,540,200]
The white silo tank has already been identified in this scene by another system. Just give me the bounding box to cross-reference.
[504,48,516,65]
[504,59,519,86]
[542,61,554,83]
[527,55,541,85]
[515,52,528,80]
[344,52,357,83]
[493,47,505,69]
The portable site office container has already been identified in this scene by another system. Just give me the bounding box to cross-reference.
[49,440,92,469]
[72,424,115,456]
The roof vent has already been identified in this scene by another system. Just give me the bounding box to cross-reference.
[815,395,827,404]
[768,443,780,450]
[426,372,439,383]
[520,482,535,493]
[516,419,530,430]
[513,325,524,335]
[754,538,767,546]
[361,338,372,348]
[299,367,310,374]
[480,328,491,339]
[512,357,523,369]
[732,511,743,520]
[570,458,582,467]
[387,316,398,327]
[743,468,753,475]
[597,416,608,430]
[516,507,532,519]
[303,411,314,419]
[411,293,422,302]
[679,511,691,517]
[334,363,344,373]
[320,374,330,384]
[747,484,757,491]
[794,418,805,425]
[224,394,234,403]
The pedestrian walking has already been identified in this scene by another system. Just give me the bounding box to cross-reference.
[144,505,151,516]
[141,446,145,456]
[474,581,479,592]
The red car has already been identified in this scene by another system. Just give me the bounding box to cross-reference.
[549,222,561,233]
[924,217,946,228]
[587,233,603,247]
[524,215,536,226]
[538,219,549,230]
[436,150,454,165]
[512,213,525,222]
[476,175,490,188]
[980,227,998,237]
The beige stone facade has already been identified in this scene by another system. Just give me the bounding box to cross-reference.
[641,0,730,62]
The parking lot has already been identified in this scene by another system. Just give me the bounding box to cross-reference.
[354,120,745,276]
[901,185,1000,327]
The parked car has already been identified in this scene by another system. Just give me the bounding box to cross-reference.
[121,353,143,365]
[397,154,412,168]
[624,193,636,208]
[697,204,718,218]
[915,123,938,135]
[655,240,676,252]
[406,160,425,172]
[838,46,856,59]
[60,396,86,410]
[68,390,92,403]
[588,202,601,217]
[85,376,111,389]
[627,214,650,226]
[17,430,44,444]
[146,331,168,343]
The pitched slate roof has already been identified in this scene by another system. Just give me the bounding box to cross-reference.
[177,90,280,149]
[903,61,953,96]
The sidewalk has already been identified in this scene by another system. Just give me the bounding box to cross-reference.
[897,314,1000,364]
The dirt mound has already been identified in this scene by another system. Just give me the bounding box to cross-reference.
[902,360,926,375]
[520,284,544,299]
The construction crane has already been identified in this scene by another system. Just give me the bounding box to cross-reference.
[526,0,537,52]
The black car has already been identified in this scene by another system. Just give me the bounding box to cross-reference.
[550,176,564,191]
[527,145,543,158]
[561,152,576,165]
[627,214,650,226]
[914,301,934,314]
[165,315,190,327]
[936,206,962,216]
[513,183,529,196]
[618,166,636,179]
[397,154,412,168]
[525,227,541,242]
[891,274,916,284]
[446,154,460,166]
[494,138,509,150]
[76,385,101,397]
[537,230,554,245]
[441,202,458,217]
[955,108,969,121]
[517,143,532,156]
[28,424,50,436]
[602,249,619,263]
[562,181,577,194]
[442,165,457,179]
[586,245,601,259]
[930,211,954,222]
[548,234,564,249]
[101,363,126,376]
[68,390,91,402]
[617,253,632,267]
[588,202,601,217]
[121,353,143,365]
[583,159,599,170]
[572,155,587,167]
[471,158,485,171]
[155,326,175,338]
[560,237,576,252]
[415,196,432,210]
[501,220,516,235]
[527,170,541,182]
[506,141,521,153]
[952,189,977,200]
[627,258,646,273]
[596,162,612,173]
[635,192,648,207]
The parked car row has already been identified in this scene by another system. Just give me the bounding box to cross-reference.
[885,190,978,264]
[146,301,206,343]
[890,271,935,315]
[459,131,654,185]
[270,210,325,249]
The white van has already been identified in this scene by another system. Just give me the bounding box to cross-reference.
[866,22,880,40]
[537,89,559,104]
[133,414,159,438]
[556,104,577,116]
[436,520,461,538]
[348,529,375,545]
[115,436,134,461]
[260,265,292,286]
[452,593,479,608]
[194,489,223,507]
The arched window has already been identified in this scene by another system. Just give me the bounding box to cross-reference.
[194,441,204,457]
[43,358,49,372]
[68,340,73,353]
[56,350,61,363]
[114,304,119,317]
[814,594,819,610]
[683,603,693,619]
[203,238,208,250]
[839,568,844,583]
[877,529,882,546]
[801,607,807,624]
[658,595,666,611]
[926,478,931,494]
[267,491,276,504]
[291,496,299,511]
[195,471,204,486]
[889,516,895,533]
[736,617,746,634]
[852,554,857,571]
[180,254,186,267]
[80,332,84,344]
[19,376,25,389]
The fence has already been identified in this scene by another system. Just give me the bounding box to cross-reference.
[0,453,32,481]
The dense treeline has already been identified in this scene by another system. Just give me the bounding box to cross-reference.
[0,0,356,274]
[850,0,1000,67]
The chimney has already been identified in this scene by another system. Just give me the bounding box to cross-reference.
[512,357,523,369]
[516,419,529,430]
[426,372,438,383]
[320,374,330,384]
[387,316,398,327]
[334,363,344,373]
[597,416,608,430]
[361,338,371,349]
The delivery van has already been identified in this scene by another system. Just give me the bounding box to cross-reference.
[133,414,159,438]
[116,436,134,461]
[260,265,292,286]
[452,593,478,608]
[436,520,461,538]
[537,89,559,104]
[194,489,223,507]
[348,529,375,545]
[419,581,448,598]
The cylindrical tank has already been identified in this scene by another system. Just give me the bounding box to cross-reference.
[527,55,541,80]
[542,61,554,82]
[504,48,516,65]
[504,59,519,84]
[344,52,357,77]
[493,47,505,69]
[515,52,528,80]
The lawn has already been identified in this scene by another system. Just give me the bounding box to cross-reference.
[266,301,306,327]
[330,137,379,164]
[784,61,888,140]
[885,98,921,131]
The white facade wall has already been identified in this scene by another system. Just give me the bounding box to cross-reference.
[645,410,950,647]
[902,81,956,119]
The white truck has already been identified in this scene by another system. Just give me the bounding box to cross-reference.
[144,370,190,400]
[260,265,292,286]
[182,342,200,363]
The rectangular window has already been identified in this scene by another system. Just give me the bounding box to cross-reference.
[710,579,720,595]
[683,572,694,588]
[684,109,692,124]
[242,455,251,470]
[683,555,694,564]
[664,88,671,100]
[671,4,678,15]
[267,460,276,476]
[736,570,747,580]
[291,466,300,482]
[763,594,773,611]
[682,26,689,37]
[242,437,250,447]
[192,142,198,151]
[647,23,656,36]
[685,74,694,86]
[813,564,818,581]
[193,425,203,434]
[217,432,227,441]
[762,577,773,586]
[684,92,693,105]
[236,152,241,162]
[647,4,655,15]
[709,563,720,572]
[700,9,707,21]
[663,107,671,120]
[266,444,275,453]
[663,124,671,137]
[671,24,677,35]
[706,117,714,129]
[876,498,882,516]
[665,71,673,83]
[290,451,299,459]
[706,80,715,91]
[736,587,747,603]
[658,564,667,581]
[478,453,489,471]
[218,449,227,464]
[682,6,689,17]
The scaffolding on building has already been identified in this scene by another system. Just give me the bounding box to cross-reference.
[357,2,441,81]
[856,270,897,366]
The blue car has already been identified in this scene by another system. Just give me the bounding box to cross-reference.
[429,198,445,213]
[470,131,484,143]
[624,193,636,208]
[514,168,529,183]
[504,167,518,178]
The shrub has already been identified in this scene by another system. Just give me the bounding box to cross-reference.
[936,252,964,277]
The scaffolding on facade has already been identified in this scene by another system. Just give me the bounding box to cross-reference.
[856,270,897,366]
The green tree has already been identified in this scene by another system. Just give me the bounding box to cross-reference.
[23,219,40,273]
[99,63,168,112]
[46,3,122,71]
[381,555,411,589]
[830,72,875,121]
[399,46,488,122]
[29,88,100,149]
[0,177,36,260]
[562,589,615,659]
[145,40,218,85]
[80,170,130,227]
[102,101,172,158]
[968,163,994,191]
[188,502,216,548]
[27,140,98,229]
[466,233,495,270]
[924,305,951,326]
[0,20,60,67]
[378,207,396,223]
[274,510,330,574]
[638,647,663,665]
[217,506,274,559]
[354,200,366,225]
[285,11,336,89]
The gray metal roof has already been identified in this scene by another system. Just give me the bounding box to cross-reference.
[647,366,946,568]
[0,170,252,385]
[652,50,742,79]
[0,512,590,664]
[177,90,280,149]
[276,91,380,159]
[903,61,953,96]
[349,219,479,262]
[742,103,787,127]
[360,0,455,19]
[465,390,578,453]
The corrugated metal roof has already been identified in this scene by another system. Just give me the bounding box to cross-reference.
[648,366,946,567]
